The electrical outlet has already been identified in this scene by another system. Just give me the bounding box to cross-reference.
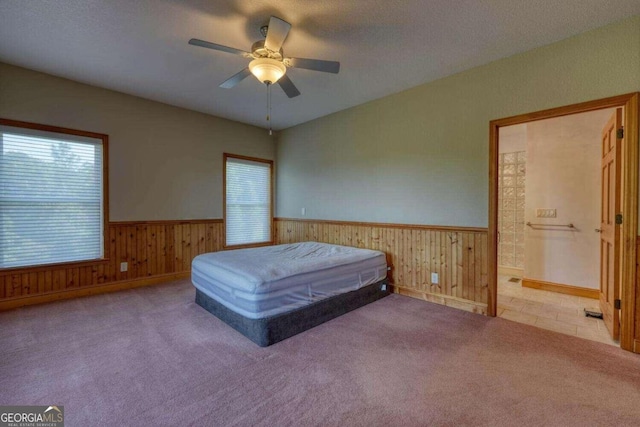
[301,207,306,216]
[120,262,128,272]
[431,272,439,284]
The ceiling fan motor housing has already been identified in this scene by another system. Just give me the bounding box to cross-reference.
[251,40,283,61]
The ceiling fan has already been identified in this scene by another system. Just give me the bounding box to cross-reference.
[188,16,340,98]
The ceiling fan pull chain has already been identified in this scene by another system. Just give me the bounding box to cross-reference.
[267,82,273,135]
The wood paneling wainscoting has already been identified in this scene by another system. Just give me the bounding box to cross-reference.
[0,220,223,310]
[2,217,492,316]
[275,218,489,314]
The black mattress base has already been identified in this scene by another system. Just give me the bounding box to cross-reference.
[195,279,390,347]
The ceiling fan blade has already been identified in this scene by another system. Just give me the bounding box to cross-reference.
[287,57,340,74]
[264,16,291,52]
[188,38,249,56]
[220,68,252,89]
[278,74,301,98]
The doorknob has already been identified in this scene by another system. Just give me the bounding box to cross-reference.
[595,228,602,233]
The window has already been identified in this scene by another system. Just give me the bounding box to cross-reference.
[0,119,107,269]
[224,153,273,247]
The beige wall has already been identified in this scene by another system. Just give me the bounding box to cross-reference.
[499,125,527,154]
[522,109,614,289]
[276,16,640,227]
[0,62,274,221]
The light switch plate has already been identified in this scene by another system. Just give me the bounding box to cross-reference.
[536,208,557,218]
[431,272,439,284]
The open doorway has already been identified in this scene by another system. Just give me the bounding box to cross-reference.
[488,93,639,353]
[496,109,617,346]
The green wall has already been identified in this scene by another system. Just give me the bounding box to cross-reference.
[276,15,640,227]
[0,63,274,221]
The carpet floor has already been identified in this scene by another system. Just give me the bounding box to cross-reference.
[1,279,639,426]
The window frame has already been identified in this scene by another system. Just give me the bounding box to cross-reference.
[0,118,109,272]
[223,153,274,249]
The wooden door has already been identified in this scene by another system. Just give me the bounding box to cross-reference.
[599,108,622,340]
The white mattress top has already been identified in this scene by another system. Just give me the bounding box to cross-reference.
[192,242,385,293]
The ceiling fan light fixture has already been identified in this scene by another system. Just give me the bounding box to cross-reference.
[249,58,286,84]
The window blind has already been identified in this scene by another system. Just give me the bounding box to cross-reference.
[0,126,104,268]
[225,156,272,246]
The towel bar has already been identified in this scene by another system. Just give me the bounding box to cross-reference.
[526,222,574,229]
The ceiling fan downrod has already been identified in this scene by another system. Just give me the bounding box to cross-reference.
[260,25,269,38]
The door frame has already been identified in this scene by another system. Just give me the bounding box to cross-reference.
[488,93,639,352]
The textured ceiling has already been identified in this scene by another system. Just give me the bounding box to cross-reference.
[0,1,639,130]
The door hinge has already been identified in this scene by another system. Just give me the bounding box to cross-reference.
[615,214,623,225]
[614,299,621,310]
[617,128,624,139]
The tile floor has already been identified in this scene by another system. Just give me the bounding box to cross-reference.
[497,275,618,346]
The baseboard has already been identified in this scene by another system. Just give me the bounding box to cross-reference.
[522,278,599,299]
[498,266,523,277]
[392,285,487,315]
[0,272,190,311]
